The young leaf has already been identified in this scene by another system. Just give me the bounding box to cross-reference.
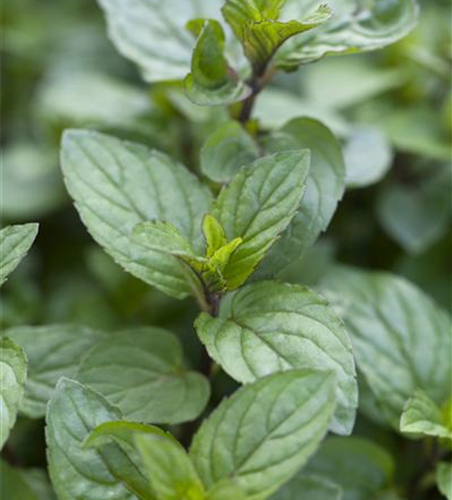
[0,223,38,287]
[46,378,139,500]
[212,149,310,289]
[258,117,345,277]
[60,130,212,299]
[185,20,251,106]
[200,121,259,183]
[195,281,357,435]
[320,266,452,429]
[97,0,225,82]
[304,437,395,500]
[136,434,205,500]
[222,0,332,74]
[77,327,210,425]
[190,370,336,500]
[400,389,451,440]
[436,462,452,500]
[270,473,342,500]
[276,0,419,70]
[4,324,107,418]
[203,215,228,257]
[0,337,27,450]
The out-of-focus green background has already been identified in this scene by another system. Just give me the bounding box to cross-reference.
[1,0,451,477]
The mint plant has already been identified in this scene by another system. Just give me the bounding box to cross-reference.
[1,1,451,500]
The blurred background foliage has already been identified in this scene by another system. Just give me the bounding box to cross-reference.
[0,0,451,495]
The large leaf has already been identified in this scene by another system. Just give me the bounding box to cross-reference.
[276,0,419,69]
[0,223,38,287]
[4,324,107,418]
[196,281,357,434]
[304,437,395,500]
[190,370,336,500]
[46,378,138,500]
[258,117,345,276]
[97,0,225,82]
[77,327,210,425]
[60,130,212,299]
[436,462,452,500]
[320,266,452,428]
[212,149,310,289]
[0,337,27,450]
[270,473,343,500]
[400,389,451,440]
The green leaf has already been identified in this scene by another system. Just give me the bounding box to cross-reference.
[222,0,332,74]
[4,324,107,418]
[200,121,259,183]
[185,20,251,106]
[319,266,452,429]
[0,337,27,450]
[60,130,212,299]
[436,462,452,500]
[270,473,342,500]
[203,215,228,257]
[257,117,345,277]
[195,281,357,434]
[344,128,393,189]
[136,434,205,500]
[0,223,39,287]
[212,149,310,289]
[400,389,451,440]
[190,370,336,500]
[206,480,246,500]
[97,0,226,82]
[46,378,139,500]
[276,0,419,70]
[0,460,41,500]
[77,327,210,425]
[305,437,395,500]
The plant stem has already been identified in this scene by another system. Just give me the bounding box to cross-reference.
[238,66,276,123]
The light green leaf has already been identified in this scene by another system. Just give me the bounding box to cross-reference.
[97,0,226,82]
[77,327,210,425]
[136,434,205,500]
[212,149,310,289]
[46,378,139,500]
[0,460,41,500]
[223,0,332,74]
[60,130,212,299]
[206,480,246,500]
[276,0,419,70]
[185,20,251,106]
[190,370,336,500]
[4,325,107,418]
[319,266,452,429]
[18,468,57,500]
[0,224,39,287]
[400,389,451,440]
[0,338,27,450]
[200,121,259,183]
[270,473,342,500]
[257,117,345,277]
[436,462,452,500]
[305,437,395,500]
[196,281,357,434]
[344,128,393,189]
[203,215,228,257]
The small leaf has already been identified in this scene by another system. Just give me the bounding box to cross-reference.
[200,121,259,184]
[212,149,310,289]
[0,223,38,287]
[60,130,212,299]
[400,389,451,440]
[46,378,139,500]
[257,117,345,277]
[319,266,452,429]
[270,473,342,500]
[185,20,251,106]
[136,434,205,500]
[4,324,107,418]
[195,281,357,434]
[203,215,228,257]
[77,327,210,425]
[190,370,336,500]
[0,337,27,450]
[436,462,452,500]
